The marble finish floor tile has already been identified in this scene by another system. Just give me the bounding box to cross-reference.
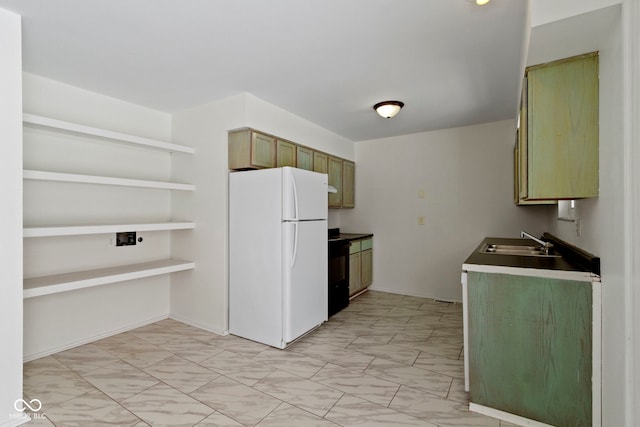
[256,403,341,426]
[325,394,436,427]
[252,347,328,378]
[190,376,282,426]
[254,369,343,417]
[44,389,141,426]
[291,343,375,372]
[121,383,214,427]
[389,385,501,426]
[346,338,420,365]
[195,411,244,426]
[143,355,219,393]
[364,358,453,397]
[413,352,464,379]
[311,364,400,406]
[51,343,120,375]
[199,350,275,386]
[23,290,507,427]
[83,359,160,401]
[23,356,96,408]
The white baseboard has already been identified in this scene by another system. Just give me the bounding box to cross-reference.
[23,314,169,362]
[368,285,462,303]
[0,413,30,427]
[469,403,553,427]
[168,313,227,336]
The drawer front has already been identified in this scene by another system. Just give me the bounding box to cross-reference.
[349,241,361,254]
[361,238,372,251]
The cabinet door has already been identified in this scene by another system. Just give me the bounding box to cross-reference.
[328,156,343,208]
[468,271,593,426]
[276,139,296,167]
[342,161,355,208]
[361,248,372,288]
[251,132,276,168]
[313,152,328,174]
[526,53,599,199]
[349,252,361,296]
[296,146,313,170]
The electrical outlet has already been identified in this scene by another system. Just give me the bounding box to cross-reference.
[418,189,425,199]
[418,216,425,225]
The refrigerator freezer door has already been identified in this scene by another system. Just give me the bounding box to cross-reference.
[283,220,328,344]
[282,167,328,221]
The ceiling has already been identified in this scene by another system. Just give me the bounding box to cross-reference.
[0,0,529,142]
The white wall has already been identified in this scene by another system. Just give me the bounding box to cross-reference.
[22,74,174,360]
[531,0,621,26]
[335,120,549,301]
[171,93,354,334]
[0,8,27,427]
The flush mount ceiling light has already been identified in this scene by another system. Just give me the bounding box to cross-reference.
[475,0,490,4]
[373,101,404,118]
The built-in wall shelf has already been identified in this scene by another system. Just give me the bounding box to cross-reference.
[23,259,195,299]
[23,169,195,191]
[23,113,195,154]
[24,222,195,238]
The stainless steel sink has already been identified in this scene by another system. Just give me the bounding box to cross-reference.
[480,243,561,257]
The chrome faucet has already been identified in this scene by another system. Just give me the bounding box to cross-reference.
[521,231,554,254]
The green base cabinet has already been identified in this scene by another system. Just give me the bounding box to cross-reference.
[464,271,601,427]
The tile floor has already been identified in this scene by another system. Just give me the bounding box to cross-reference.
[23,291,517,427]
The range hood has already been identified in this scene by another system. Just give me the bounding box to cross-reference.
[328,185,337,193]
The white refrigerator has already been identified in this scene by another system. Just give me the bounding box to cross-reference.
[229,166,328,349]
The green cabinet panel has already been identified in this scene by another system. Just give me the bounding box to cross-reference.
[296,146,313,170]
[342,161,355,208]
[468,271,592,426]
[313,152,328,174]
[276,139,296,167]
[228,129,276,170]
[516,52,599,203]
[328,156,343,208]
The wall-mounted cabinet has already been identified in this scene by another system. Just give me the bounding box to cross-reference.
[342,161,355,208]
[296,146,313,170]
[22,114,195,299]
[228,129,276,169]
[276,139,296,167]
[515,52,599,204]
[328,156,343,208]
[228,127,356,208]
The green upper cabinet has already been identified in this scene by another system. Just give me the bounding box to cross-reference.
[228,129,276,169]
[516,52,599,202]
[313,151,328,174]
[342,160,355,208]
[276,139,296,167]
[296,146,313,170]
[328,156,343,208]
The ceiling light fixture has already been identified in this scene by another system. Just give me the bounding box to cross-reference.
[373,101,404,118]
[476,0,490,5]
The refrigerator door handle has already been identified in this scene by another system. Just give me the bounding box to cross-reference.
[291,222,299,268]
[291,174,299,220]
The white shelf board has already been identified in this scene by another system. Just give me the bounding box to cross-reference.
[23,113,195,154]
[24,222,195,237]
[23,259,195,299]
[23,169,195,191]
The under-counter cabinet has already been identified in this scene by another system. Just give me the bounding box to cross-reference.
[348,236,372,297]
[228,128,276,169]
[22,114,195,299]
[462,238,601,427]
[516,52,599,203]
